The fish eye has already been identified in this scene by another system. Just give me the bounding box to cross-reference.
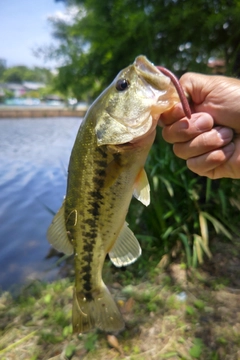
[116,79,130,91]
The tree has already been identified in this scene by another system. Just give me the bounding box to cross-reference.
[0,59,6,80]
[45,0,240,99]
[1,66,27,83]
[1,66,53,84]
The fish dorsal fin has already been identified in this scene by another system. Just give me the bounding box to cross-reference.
[109,222,142,267]
[133,168,150,206]
[47,200,74,255]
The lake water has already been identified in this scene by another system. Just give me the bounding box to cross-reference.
[0,117,82,291]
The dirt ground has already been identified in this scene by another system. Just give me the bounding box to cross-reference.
[0,237,240,360]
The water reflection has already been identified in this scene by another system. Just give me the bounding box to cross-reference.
[0,118,82,290]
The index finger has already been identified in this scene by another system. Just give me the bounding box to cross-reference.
[159,102,187,126]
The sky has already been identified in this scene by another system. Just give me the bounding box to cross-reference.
[0,0,69,69]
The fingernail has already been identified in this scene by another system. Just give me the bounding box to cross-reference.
[194,115,212,131]
[224,142,235,154]
[178,120,189,130]
[218,127,233,141]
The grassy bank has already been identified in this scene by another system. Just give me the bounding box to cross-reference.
[1,237,240,360]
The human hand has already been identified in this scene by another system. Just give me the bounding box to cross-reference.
[160,73,240,179]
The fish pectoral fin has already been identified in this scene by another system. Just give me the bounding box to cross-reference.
[133,168,150,206]
[109,222,142,267]
[104,159,122,188]
[47,200,74,255]
[72,281,124,333]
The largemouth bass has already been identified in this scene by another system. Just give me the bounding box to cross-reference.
[47,55,182,334]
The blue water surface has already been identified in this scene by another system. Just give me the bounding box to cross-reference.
[0,117,82,290]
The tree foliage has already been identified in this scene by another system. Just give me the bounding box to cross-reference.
[0,60,6,80]
[0,66,53,84]
[47,0,240,99]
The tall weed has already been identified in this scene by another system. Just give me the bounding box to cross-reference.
[127,129,240,268]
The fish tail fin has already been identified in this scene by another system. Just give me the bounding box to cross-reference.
[72,282,125,334]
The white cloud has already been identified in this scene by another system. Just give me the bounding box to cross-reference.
[47,5,85,25]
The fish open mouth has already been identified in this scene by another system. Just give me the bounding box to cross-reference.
[134,55,171,91]
[134,56,159,74]
[134,55,191,119]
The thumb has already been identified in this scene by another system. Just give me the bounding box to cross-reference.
[179,72,213,106]
[180,73,240,128]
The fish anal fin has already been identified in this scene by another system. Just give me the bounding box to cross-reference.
[47,200,73,255]
[72,282,124,333]
[109,222,142,267]
[133,168,150,206]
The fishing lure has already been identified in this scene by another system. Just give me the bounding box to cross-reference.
[156,66,191,119]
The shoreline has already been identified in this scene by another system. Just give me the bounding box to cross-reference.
[0,106,88,118]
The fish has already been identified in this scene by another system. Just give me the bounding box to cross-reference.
[47,55,186,334]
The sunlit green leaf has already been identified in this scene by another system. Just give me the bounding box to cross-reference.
[159,175,174,197]
[194,234,203,264]
[179,233,192,268]
[189,338,203,358]
[201,212,232,240]
[199,212,209,248]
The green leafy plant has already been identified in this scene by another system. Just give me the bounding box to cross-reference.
[83,333,98,352]
[189,338,204,358]
[127,129,240,269]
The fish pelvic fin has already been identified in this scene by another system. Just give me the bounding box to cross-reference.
[72,282,125,334]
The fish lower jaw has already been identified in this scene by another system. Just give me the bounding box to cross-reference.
[129,123,157,145]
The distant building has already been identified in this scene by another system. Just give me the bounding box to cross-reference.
[42,94,65,106]
[22,81,45,91]
[5,83,26,97]
[0,81,45,98]
[0,86,4,98]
